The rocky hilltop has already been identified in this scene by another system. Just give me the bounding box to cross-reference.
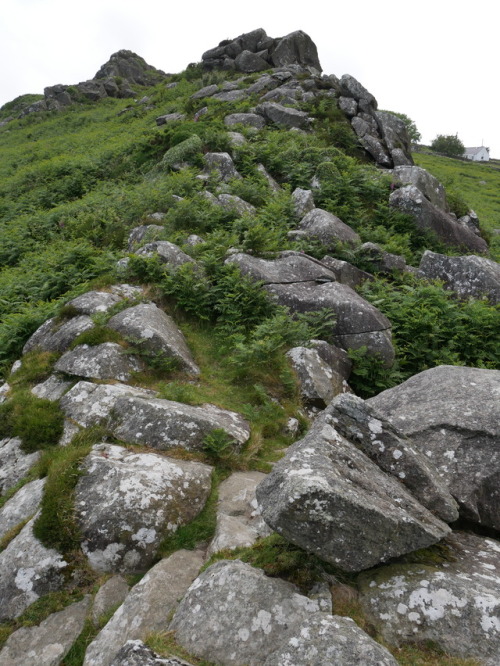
[0,29,499,666]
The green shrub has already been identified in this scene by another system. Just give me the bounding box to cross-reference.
[0,391,64,452]
[161,134,203,169]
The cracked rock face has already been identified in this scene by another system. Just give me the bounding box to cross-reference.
[225,252,337,284]
[368,365,500,530]
[23,315,94,354]
[357,532,500,663]
[75,444,212,573]
[55,343,143,382]
[0,515,69,621]
[256,410,451,572]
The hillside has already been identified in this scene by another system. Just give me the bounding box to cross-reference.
[0,29,499,666]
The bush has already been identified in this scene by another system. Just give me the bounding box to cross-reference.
[431,134,465,158]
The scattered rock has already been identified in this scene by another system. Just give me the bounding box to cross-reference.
[358,531,500,664]
[0,478,46,541]
[368,365,500,530]
[0,596,91,666]
[320,255,374,288]
[256,101,311,130]
[287,346,348,408]
[155,112,185,126]
[359,242,411,274]
[55,343,143,382]
[419,250,500,303]
[298,208,360,248]
[202,152,241,182]
[83,550,204,666]
[108,303,200,376]
[128,225,164,250]
[256,410,451,572]
[0,438,41,495]
[291,187,315,218]
[136,241,196,270]
[224,112,266,129]
[392,165,448,211]
[67,290,123,315]
[0,515,69,621]
[216,194,256,216]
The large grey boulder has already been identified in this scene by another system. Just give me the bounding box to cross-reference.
[67,290,123,315]
[255,102,311,130]
[263,614,398,665]
[202,152,241,182]
[191,84,219,99]
[298,208,360,248]
[358,531,500,664]
[170,559,395,665]
[256,410,451,572]
[359,242,410,274]
[60,381,155,429]
[271,30,322,72]
[155,112,186,127]
[326,394,459,522]
[94,50,165,87]
[234,50,269,73]
[419,250,500,303]
[368,365,500,530]
[110,396,250,452]
[127,224,164,250]
[55,343,143,382]
[0,516,69,621]
[23,315,94,354]
[392,165,448,211]
[224,112,266,129]
[375,111,413,166]
[225,252,337,284]
[135,241,196,271]
[75,444,212,573]
[0,596,91,666]
[0,438,41,495]
[321,255,374,288]
[390,185,488,252]
[0,478,45,540]
[216,194,256,216]
[264,281,395,366]
[339,74,377,111]
[83,550,204,666]
[291,187,315,218]
[286,346,348,409]
[207,471,271,556]
[31,374,73,401]
[108,303,199,376]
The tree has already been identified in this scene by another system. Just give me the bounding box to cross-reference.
[381,111,421,143]
[431,134,465,157]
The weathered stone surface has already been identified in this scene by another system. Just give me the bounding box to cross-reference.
[256,102,311,130]
[224,112,266,129]
[83,550,204,666]
[94,50,166,87]
[419,250,500,303]
[75,444,212,572]
[110,640,194,666]
[227,131,246,147]
[327,394,459,522]
[0,516,69,621]
[108,303,199,375]
[170,559,323,665]
[358,531,500,663]
[359,242,410,274]
[60,381,155,428]
[191,84,219,99]
[263,613,398,666]
[271,30,322,72]
[67,290,123,315]
[375,111,413,166]
[298,208,360,247]
[392,165,448,211]
[202,152,241,182]
[292,187,315,218]
[30,374,73,401]
[0,478,45,540]
[359,133,392,167]
[23,315,94,354]
[155,112,185,126]
[338,96,358,117]
[309,339,352,380]
[136,241,195,270]
[340,74,377,109]
[264,281,394,365]
[207,471,271,556]
[92,575,129,625]
[256,163,281,192]
[234,50,268,72]
[320,255,374,288]
[390,185,489,252]
[368,365,500,530]
[55,343,143,382]
[225,252,336,284]
[127,224,164,250]
[216,194,256,216]
[111,396,250,451]
[287,346,347,408]
[0,438,41,495]
[0,596,91,666]
[256,411,451,572]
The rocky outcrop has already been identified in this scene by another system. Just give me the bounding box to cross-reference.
[201,29,322,74]
[0,478,45,540]
[83,550,204,666]
[256,407,451,572]
[0,438,41,495]
[286,346,349,409]
[94,50,166,87]
[135,241,196,270]
[297,208,360,248]
[75,444,212,572]
[419,250,500,303]
[0,596,91,666]
[255,101,311,130]
[358,531,500,663]
[170,559,397,665]
[392,165,448,211]
[390,185,489,252]
[54,343,143,382]
[368,365,500,530]
[23,315,94,354]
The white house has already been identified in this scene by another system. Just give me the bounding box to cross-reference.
[463,146,490,162]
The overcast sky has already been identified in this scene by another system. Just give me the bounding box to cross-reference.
[2,0,498,157]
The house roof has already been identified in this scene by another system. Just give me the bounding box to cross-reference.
[464,146,488,156]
